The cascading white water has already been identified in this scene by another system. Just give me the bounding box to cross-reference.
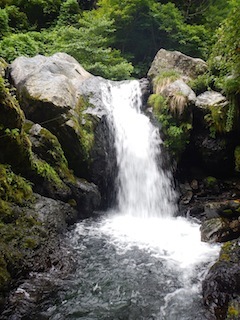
[4,80,220,319]
[98,79,220,318]
[101,80,177,218]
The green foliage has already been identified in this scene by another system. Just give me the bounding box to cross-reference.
[208,0,240,102]
[16,0,62,29]
[204,103,229,137]
[74,96,96,161]
[31,158,65,187]
[47,12,133,79]
[0,0,232,77]
[0,32,44,62]
[188,73,215,95]
[151,2,208,58]
[5,5,29,31]
[153,70,180,94]
[148,93,192,159]
[234,146,240,173]
[57,0,81,27]
[0,164,33,206]
[0,8,9,39]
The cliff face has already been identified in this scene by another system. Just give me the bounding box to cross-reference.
[147,48,240,320]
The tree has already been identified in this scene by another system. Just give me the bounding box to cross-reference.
[57,0,81,27]
[16,0,62,29]
[47,11,133,80]
[78,0,97,10]
[5,5,29,31]
[209,0,240,95]
[0,32,45,62]
[0,8,9,39]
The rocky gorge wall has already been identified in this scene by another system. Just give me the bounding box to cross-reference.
[147,49,240,319]
[0,49,240,319]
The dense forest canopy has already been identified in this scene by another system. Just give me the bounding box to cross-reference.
[0,0,239,83]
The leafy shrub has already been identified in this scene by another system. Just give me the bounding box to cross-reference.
[47,12,133,80]
[5,5,29,31]
[0,8,9,39]
[0,32,43,62]
[148,93,192,160]
[57,0,81,27]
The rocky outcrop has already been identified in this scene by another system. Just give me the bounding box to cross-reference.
[0,57,101,307]
[147,48,238,178]
[9,53,116,206]
[195,91,228,109]
[147,48,207,81]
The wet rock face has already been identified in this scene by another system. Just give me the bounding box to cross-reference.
[193,135,235,176]
[202,240,240,320]
[201,217,240,243]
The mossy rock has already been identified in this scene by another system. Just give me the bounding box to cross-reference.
[0,75,24,130]
[203,176,218,189]
[0,164,33,206]
[26,122,75,183]
[0,166,39,296]
[227,300,240,320]
[234,146,240,172]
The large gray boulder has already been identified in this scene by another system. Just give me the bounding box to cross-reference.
[148,48,207,80]
[10,53,116,207]
[10,52,91,112]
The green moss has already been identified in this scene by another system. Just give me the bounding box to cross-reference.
[0,167,43,295]
[74,96,96,162]
[0,256,10,290]
[0,164,33,205]
[25,123,76,183]
[234,146,240,172]
[227,304,240,319]
[68,198,77,207]
[0,74,24,129]
[222,209,233,216]
[204,176,218,189]
[219,241,239,263]
[31,157,66,188]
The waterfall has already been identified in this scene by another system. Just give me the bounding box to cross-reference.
[4,80,220,320]
[101,80,177,218]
